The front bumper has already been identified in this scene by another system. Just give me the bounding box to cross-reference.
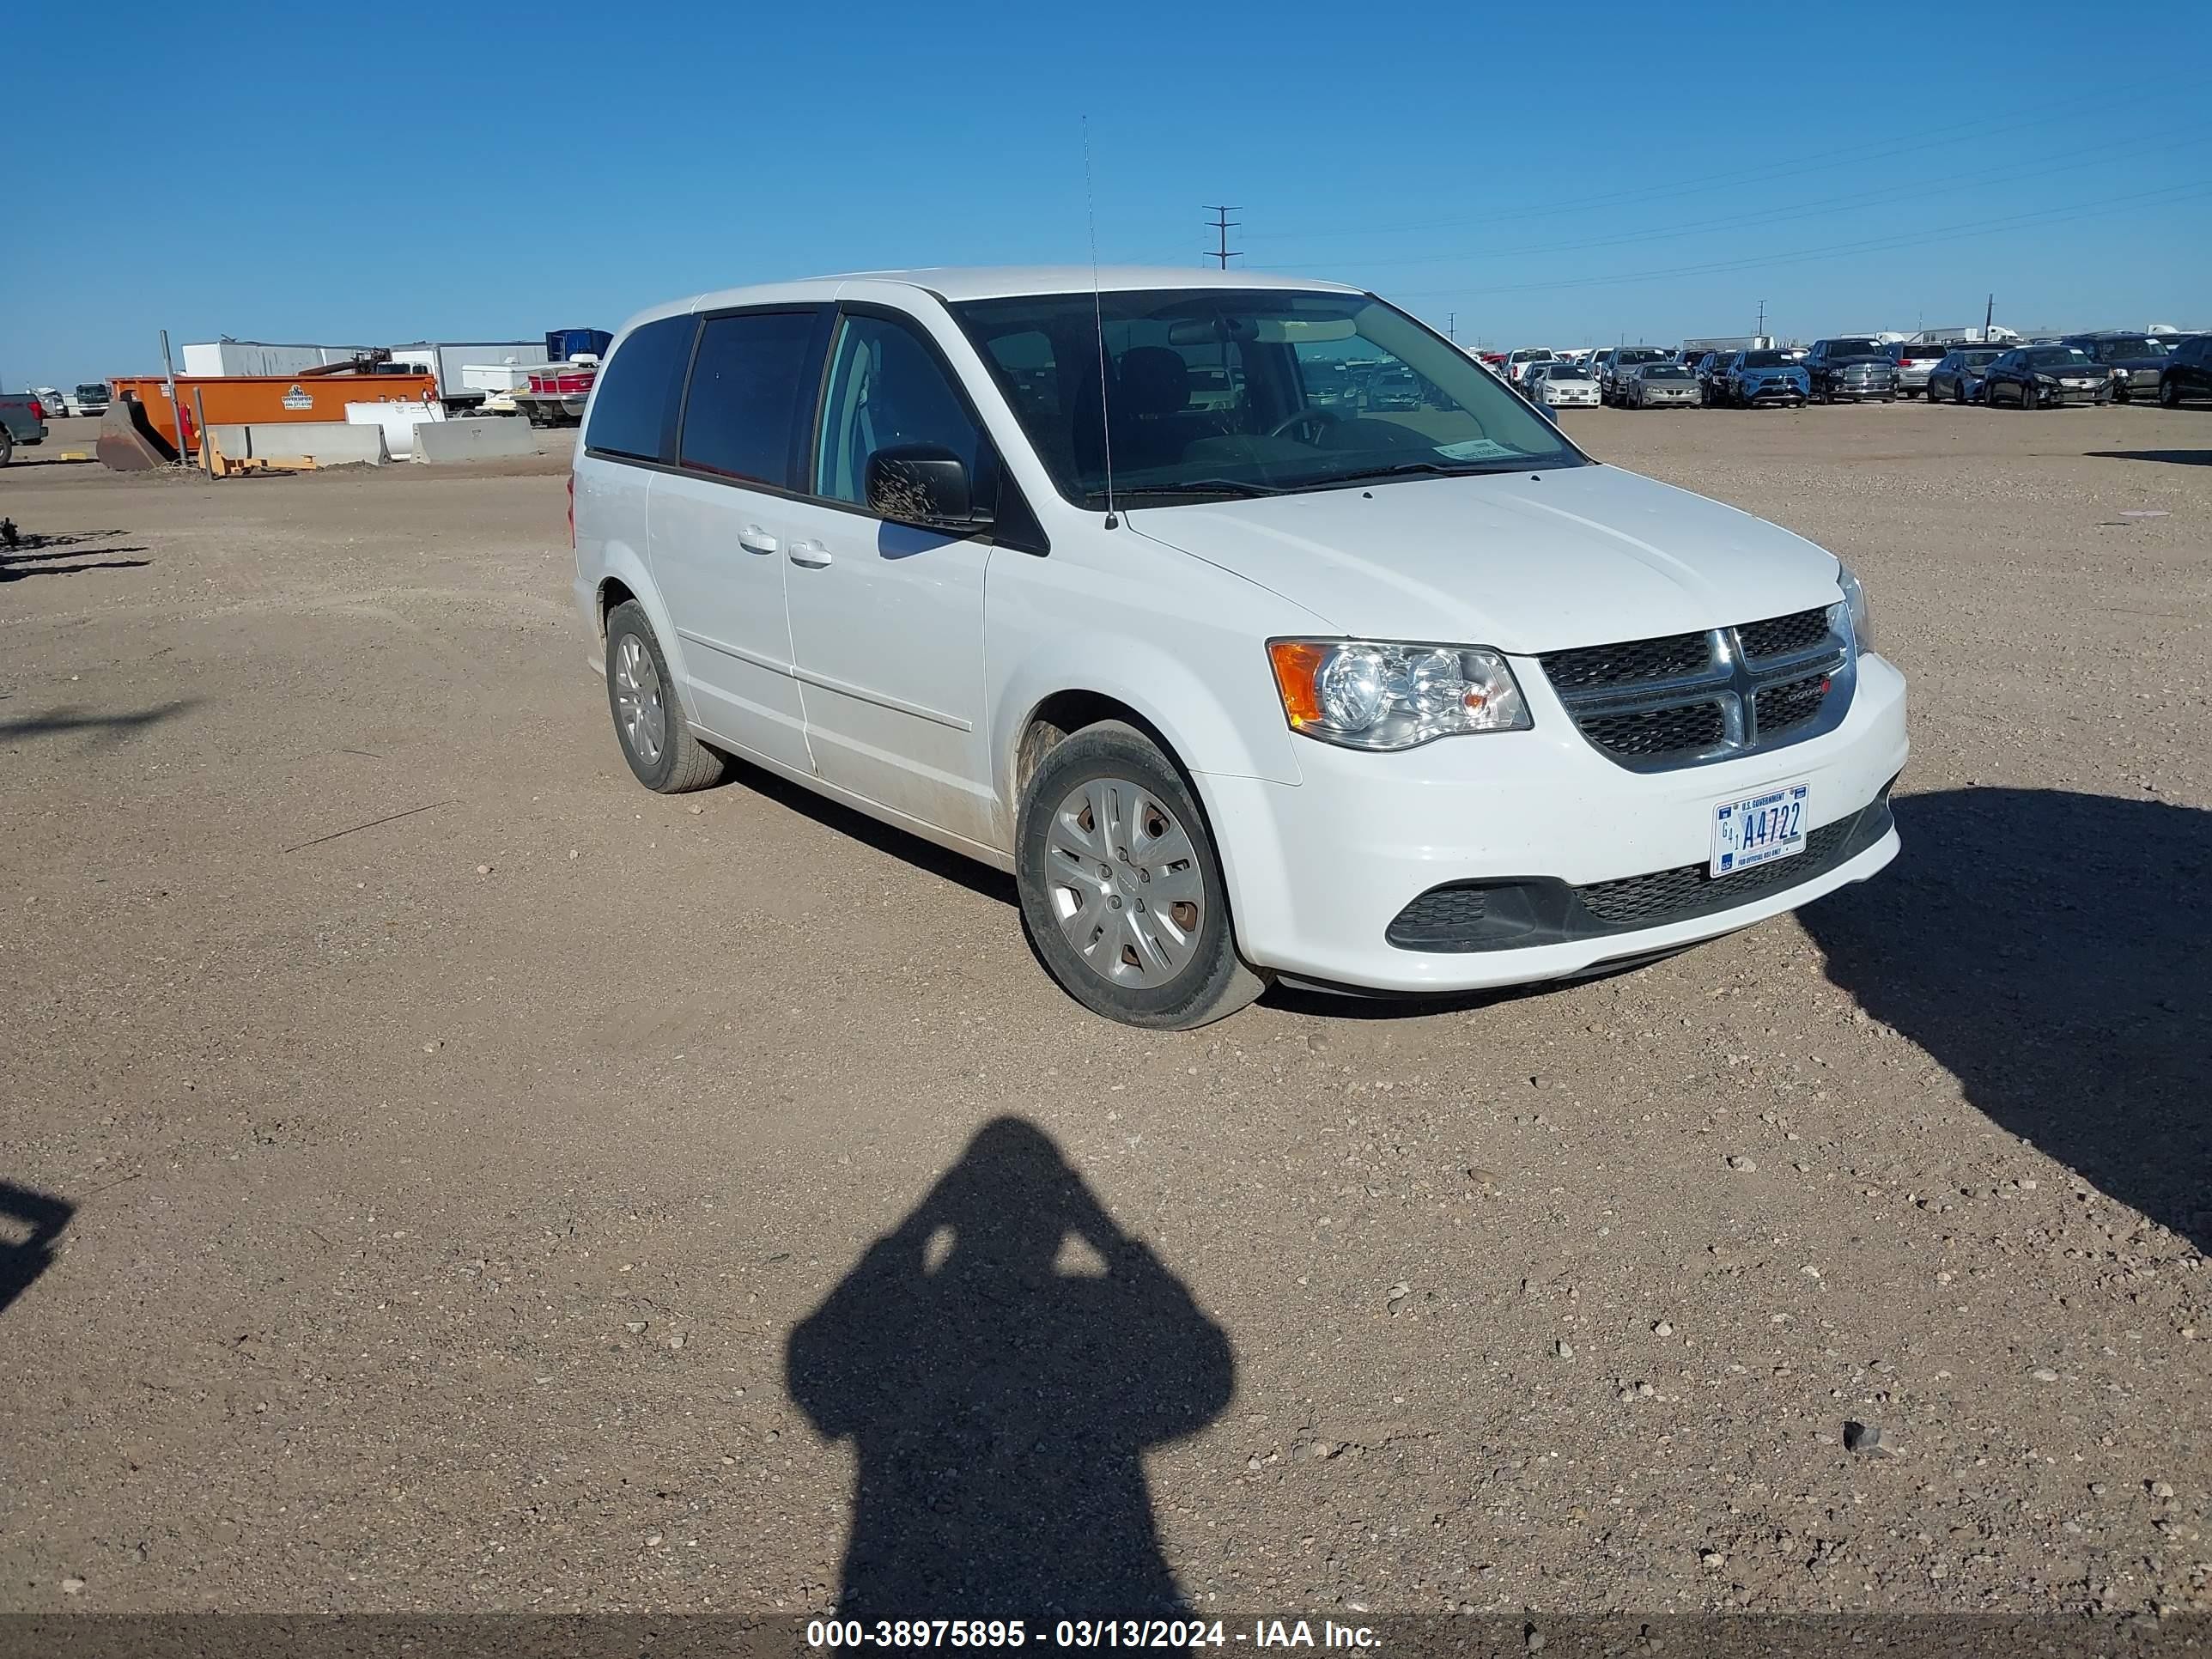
[1203,653,1908,994]
[1740,380,1807,403]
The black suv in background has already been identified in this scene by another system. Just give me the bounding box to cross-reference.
[1805,338,1898,404]
[2157,336,2212,407]
[2060,333,2172,403]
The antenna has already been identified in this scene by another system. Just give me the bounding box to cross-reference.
[1084,117,1117,528]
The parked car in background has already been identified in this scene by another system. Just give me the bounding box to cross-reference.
[1619,362,1701,408]
[1504,348,1556,386]
[1723,349,1811,407]
[571,267,1903,1027]
[2059,333,2170,403]
[2155,335,2212,407]
[0,391,52,464]
[1804,339,1897,403]
[72,382,112,419]
[1526,361,1601,408]
[1594,347,1673,404]
[1885,342,1950,397]
[1982,345,2110,409]
[1693,351,1733,404]
[1924,346,2008,404]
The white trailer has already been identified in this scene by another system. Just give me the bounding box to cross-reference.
[383,341,551,413]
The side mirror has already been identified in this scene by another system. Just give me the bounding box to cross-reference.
[865,444,977,529]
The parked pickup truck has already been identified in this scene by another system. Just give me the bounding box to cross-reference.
[0,392,52,464]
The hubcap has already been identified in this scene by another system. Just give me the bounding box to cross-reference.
[613,634,665,764]
[1043,777,1205,988]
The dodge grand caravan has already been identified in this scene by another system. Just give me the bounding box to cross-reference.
[571,268,1906,1028]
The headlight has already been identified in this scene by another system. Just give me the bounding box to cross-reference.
[1835,563,1871,652]
[1267,640,1530,750]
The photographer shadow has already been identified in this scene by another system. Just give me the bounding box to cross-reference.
[787,1118,1233,1617]
[1802,788,2210,1252]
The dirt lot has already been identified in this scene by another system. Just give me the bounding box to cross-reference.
[2,402,2206,1621]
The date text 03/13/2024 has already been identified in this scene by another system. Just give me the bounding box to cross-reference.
[803,1620,1380,1650]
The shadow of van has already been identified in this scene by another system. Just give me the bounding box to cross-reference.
[1799,788,2210,1253]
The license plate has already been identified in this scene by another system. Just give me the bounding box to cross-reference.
[1711,781,1809,878]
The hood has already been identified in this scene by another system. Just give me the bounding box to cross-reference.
[1125,464,1843,653]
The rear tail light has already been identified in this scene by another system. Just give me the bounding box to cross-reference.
[28,398,44,421]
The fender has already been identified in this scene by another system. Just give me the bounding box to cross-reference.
[582,485,702,728]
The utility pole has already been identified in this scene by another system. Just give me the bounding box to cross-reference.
[1755,299,1766,337]
[1204,205,1243,270]
[1446,312,1457,343]
[1984,292,1995,337]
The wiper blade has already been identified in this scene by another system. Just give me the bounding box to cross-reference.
[1316,459,1525,484]
[1113,477,1296,500]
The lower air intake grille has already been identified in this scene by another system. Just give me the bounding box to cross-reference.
[1577,820,1856,927]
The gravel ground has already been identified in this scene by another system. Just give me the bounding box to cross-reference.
[1,401,2205,1620]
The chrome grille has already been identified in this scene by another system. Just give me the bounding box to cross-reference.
[1538,607,1853,772]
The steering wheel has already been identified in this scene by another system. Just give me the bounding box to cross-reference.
[1267,405,1344,445]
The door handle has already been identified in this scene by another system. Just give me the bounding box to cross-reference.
[787,540,833,568]
[737,526,778,554]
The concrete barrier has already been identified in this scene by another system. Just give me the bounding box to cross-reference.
[415,417,540,465]
[218,422,389,466]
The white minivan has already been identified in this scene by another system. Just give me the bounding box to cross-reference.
[571,268,1905,1028]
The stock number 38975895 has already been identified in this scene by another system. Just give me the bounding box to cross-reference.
[805,1620,1229,1649]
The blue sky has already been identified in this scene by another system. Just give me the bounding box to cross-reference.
[6,0,2208,386]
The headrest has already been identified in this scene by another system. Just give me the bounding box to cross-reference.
[1117,347,1190,419]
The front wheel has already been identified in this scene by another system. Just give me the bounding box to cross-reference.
[0,428,11,465]
[1015,721,1267,1030]
[2160,378,2183,409]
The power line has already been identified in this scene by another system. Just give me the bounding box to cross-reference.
[1247,109,2185,249]
[1267,124,2207,274]
[1205,205,1243,270]
[1388,179,2212,301]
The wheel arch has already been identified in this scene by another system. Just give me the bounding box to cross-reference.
[587,539,702,726]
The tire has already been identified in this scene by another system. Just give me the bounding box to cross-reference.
[0,428,11,466]
[1015,720,1266,1030]
[603,600,726,793]
[1952,380,1966,404]
[2160,377,2182,409]
[2018,382,2038,410]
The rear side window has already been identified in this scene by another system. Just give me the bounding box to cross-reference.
[586,315,695,463]
[679,310,827,486]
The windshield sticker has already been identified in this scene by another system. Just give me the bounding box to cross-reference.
[1435,439,1520,461]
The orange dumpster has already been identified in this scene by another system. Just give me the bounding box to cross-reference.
[109,374,441,455]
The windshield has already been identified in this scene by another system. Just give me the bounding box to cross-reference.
[2090,336,2164,357]
[1644,367,1693,380]
[1827,338,1884,356]
[75,383,108,399]
[1510,349,1553,364]
[952,289,1584,507]
[1740,351,1792,368]
[1614,348,1668,365]
[2024,348,2094,368]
